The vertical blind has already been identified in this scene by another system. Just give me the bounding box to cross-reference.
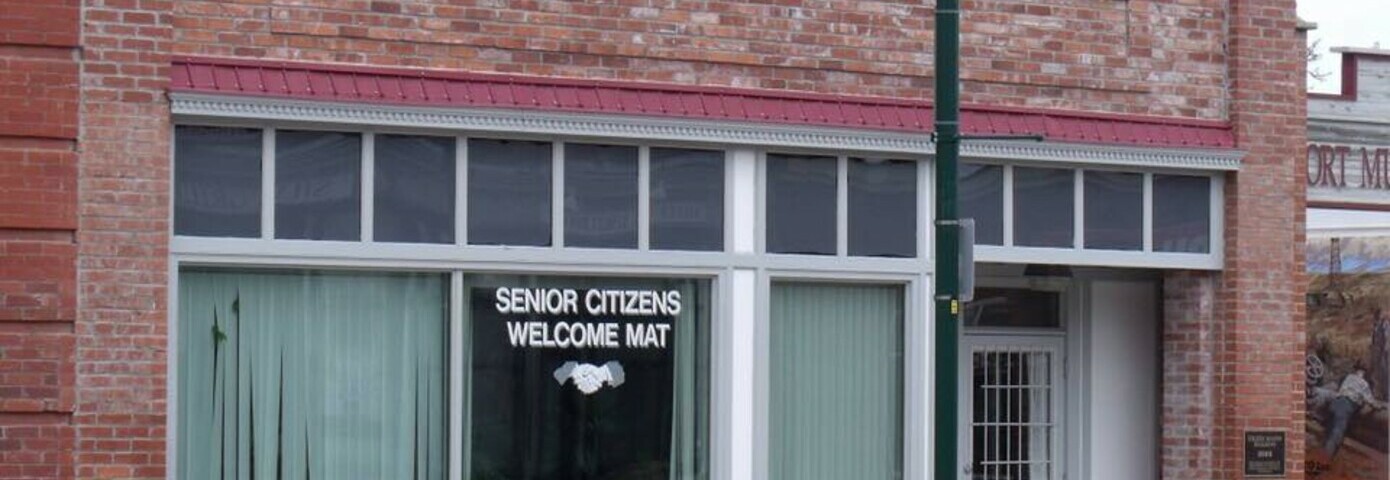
[177,269,449,480]
[770,283,904,480]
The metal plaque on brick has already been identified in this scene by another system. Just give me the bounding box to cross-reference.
[1245,430,1286,477]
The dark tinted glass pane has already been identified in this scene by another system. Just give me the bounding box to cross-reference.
[468,139,552,246]
[963,288,1061,328]
[1083,171,1142,250]
[651,148,724,251]
[375,134,455,244]
[1013,167,1074,248]
[849,158,917,257]
[565,144,638,248]
[959,163,1003,246]
[174,126,262,237]
[467,275,709,480]
[766,154,837,255]
[1153,175,1210,253]
[275,130,361,240]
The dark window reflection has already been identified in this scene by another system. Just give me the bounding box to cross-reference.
[175,126,262,237]
[959,164,1003,246]
[849,158,917,257]
[1013,167,1074,248]
[468,139,553,246]
[766,154,837,255]
[275,130,361,241]
[565,144,638,249]
[1083,171,1142,251]
[375,134,455,244]
[650,148,724,252]
[468,276,710,480]
[963,288,1062,329]
[1153,175,1210,253]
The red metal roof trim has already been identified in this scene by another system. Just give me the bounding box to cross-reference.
[170,56,1236,149]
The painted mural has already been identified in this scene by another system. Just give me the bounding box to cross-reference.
[1307,237,1390,480]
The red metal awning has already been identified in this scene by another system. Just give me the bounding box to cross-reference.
[170,56,1235,149]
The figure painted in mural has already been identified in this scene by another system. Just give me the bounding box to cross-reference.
[1323,361,1389,458]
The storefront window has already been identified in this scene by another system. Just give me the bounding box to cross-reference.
[849,158,917,258]
[275,130,362,241]
[766,154,837,255]
[468,139,553,246]
[1153,175,1211,253]
[960,163,1004,246]
[770,282,903,480]
[650,148,724,252]
[565,144,639,249]
[176,269,449,479]
[375,134,456,244]
[466,275,710,480]
[1013,167,1074,248]
[174,126,262,238]
[1084,171,1143,251]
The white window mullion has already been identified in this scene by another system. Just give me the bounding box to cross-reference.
[639,146,651,251]
[724,269,758,480]
[361,132,375,243]
[1142,172,1154,252]
[837,155,849,257]
[1002,164,1014,247]
[731,148,757,254]
[262,127,275,240]
[449,270,464,480]
[456,136,468,246]
[553,141,565,248]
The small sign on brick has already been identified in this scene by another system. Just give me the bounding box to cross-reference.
[1244,430,1286,477]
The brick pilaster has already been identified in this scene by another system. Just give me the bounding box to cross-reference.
[1162,271,1220,479]
[76,0,173,478]
[0,0,80,478]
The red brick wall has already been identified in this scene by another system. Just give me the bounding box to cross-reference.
[1162,271,1220,479]
[1161,1,1308,479]
[0,0,80,478]
[167,0,1229,119]
[77,0,174,478]
[0,0,1308,478]
[1217,0,1308,477]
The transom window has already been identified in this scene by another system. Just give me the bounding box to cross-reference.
[764,153,920,258]
[173,127,727,252]
[959,162,1221,268]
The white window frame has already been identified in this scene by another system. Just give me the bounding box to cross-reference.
[966,160,1225,270]
[167,95,1238,480]
[166,119,936,480]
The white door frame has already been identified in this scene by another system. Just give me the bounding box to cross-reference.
[957,333,1067,480]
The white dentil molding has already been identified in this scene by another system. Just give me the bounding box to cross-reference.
[171,92,1244,171]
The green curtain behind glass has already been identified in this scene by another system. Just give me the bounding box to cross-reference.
[770,283,904,480]
[177,269,448,480]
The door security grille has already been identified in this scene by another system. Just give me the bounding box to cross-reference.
[964,344,1060,480]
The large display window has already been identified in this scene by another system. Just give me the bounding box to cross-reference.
[176,269,450,479]
[769,282,904,480]
[176,269,710,480]
[465,275,710,480]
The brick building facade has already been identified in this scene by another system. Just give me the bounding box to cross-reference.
[0,1,1307,479]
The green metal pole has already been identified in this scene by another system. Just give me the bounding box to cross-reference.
[933,0,961,479]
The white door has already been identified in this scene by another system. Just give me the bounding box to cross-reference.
[957,335,1065,480]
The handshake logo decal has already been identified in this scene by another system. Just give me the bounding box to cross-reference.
[553,361,626,395]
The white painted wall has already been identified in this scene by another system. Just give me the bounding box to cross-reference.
[1308,208,1390,238]
[1088,280,1159,480]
